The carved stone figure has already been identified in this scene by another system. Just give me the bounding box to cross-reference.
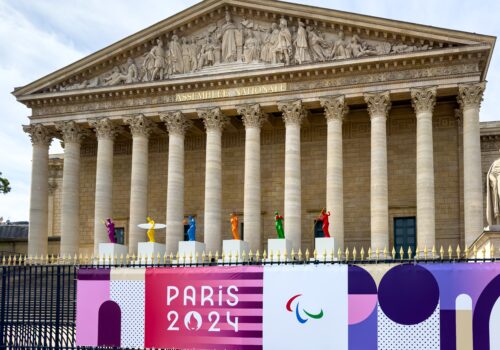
[294,21,311,64]
[486,156,500,226]
[220,10,238,62]
[143,38,168,81]
[307,26,328,62]
[350,35,377,58]
[331,31,351,60]
[260,27,273,63]
[169,35,184,74]
[243,30,260,63]
[124,58,139,83]
[188,39,199,70]
[181,37,192,73]
[102,66,127,86]
[197,37,215,69]
[275,17,292,65]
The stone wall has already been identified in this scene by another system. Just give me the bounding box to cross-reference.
[48,101,465,255]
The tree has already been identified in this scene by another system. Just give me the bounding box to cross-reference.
[0,172,11,194]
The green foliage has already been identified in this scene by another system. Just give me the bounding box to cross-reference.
[0,172,11,194]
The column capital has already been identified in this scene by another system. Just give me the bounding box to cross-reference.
[364,91,391,119]
[23,124,53,146]
[320,95,349,122]
[458,82,486,110]
[124,114,156,138]
[411,86,437,115]
[160,111,192,136]
[278,99,306,126]
[88,117,121,140]
[198,107,228,131]
[55,121,86,144]
[237,103,266,128]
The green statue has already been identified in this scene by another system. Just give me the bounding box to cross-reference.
[274,211,285,239]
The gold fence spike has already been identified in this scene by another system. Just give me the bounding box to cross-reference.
[169,252,173,263]
[481,246,486,259]
[345,248,350,261]
[375,248,380,260]
[440,246,444,260]
[241,250,246,262]
[391,247,396,260]
[352,247,357,260]
[163,252,168,264]
[424,246,428,259]
[201,251,206,264]
[415,246,420,259]
[298,248,303,261]
[336,247,342,260]
[383,247,387,259]
[215,251,219,262]
[432,246,436,259]
[73,254,78,265]
[447,245,452,259]
[322,249,327,262]
[407,246,413,259]
[305,248,310,261]
[1,256,5,265]
[189,251,193,264]
[473,245,478,259]
[195,252,199,264]
[157,253,161,264]
[360,247,365,260]
[207,251,212,262]
[399,246,404,260]
[248,249,254,261]
[7,255,12,266]
[235,251,239,262]
[290,248,295,260]
[256,250,261,261]
[329,248,334,261]
[113,254,118,264]
[462,245,466,259]
[313,249,318,260]
[222,251,227,262]
[262,250,267,261]
[278,250,283,262]
[455,245,461,259]
[490,244,495,259]
[175,252,179,262]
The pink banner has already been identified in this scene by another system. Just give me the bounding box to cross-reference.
[144,266,264,350]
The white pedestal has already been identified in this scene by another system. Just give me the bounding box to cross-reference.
[267,239,292,262]
[178,241,206,263]
[98,243,128,264]
[315,237,336,261]
[138,242,165,264]
[223,240,249,262]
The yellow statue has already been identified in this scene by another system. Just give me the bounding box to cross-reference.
[230,213,240,240]
[146,216,156,242]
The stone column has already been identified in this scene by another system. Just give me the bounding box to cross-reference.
[458,82,486,248]
[411,87,437,251]
[238,104,265,252]
[364,92,391,252]
[320,96,349,251]
[23,124,53,256]
[198,108,228,253]
[278,100,306,251]
[125,115,155,254]
[89,118,120,255]
[161,111,191,254]
[55,121,85,256]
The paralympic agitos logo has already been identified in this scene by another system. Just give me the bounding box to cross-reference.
[286,294,324,324]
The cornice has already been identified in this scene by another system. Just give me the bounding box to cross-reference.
[12,0,494,98]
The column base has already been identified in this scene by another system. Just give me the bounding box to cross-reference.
[178,241,206,263]
[267,239,291,262]
[223,240,249,262]
[315,237,336,261]
[138,242,166,264]
[98,243,128,264]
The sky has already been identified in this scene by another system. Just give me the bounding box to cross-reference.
[0,0,499,221]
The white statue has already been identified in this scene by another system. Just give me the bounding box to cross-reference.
[331,31,351,60]
[307,26,329,62]
[220,10,238,62]
[294,21,311,64]
[486,157,500,226]
[275,17,292,65]
[143,38,168,81]
[169,35,184,74]
[243,30,260,63]
[350,35,378,58]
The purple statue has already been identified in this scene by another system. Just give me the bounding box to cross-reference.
[105,218,117,243]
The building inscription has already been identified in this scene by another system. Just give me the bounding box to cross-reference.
[175,83,287,102]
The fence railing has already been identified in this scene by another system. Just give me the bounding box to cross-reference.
[1,243,497,267]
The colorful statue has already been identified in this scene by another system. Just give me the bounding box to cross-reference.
[319,209,331,238]
[187,216,196,241]
[146,216,156,243]
[275,211,285,239]
[105,218,116,243]
[230,213,240,240]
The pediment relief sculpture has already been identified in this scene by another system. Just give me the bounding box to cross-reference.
[58,11,440,92]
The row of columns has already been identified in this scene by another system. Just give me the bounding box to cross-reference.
[24,82,486,256]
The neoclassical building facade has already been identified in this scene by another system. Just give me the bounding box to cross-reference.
[13,0,496,257]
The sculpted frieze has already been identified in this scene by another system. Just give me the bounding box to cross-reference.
[57,11,436,92]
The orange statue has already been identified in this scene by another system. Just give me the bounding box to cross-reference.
[230,213,240,240]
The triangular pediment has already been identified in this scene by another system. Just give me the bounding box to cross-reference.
[13,0,495,98]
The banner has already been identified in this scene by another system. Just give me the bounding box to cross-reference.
[76,263,500,350]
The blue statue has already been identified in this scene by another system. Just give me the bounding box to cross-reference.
[187,216,196,241]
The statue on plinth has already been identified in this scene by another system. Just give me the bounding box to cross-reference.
[187,216,196,241]
[318,209,331,238]
[146,216,156,242]
[274,211,285,239]
[104,218,116,243]
[230,213,240,240]
[486,156,500,227]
